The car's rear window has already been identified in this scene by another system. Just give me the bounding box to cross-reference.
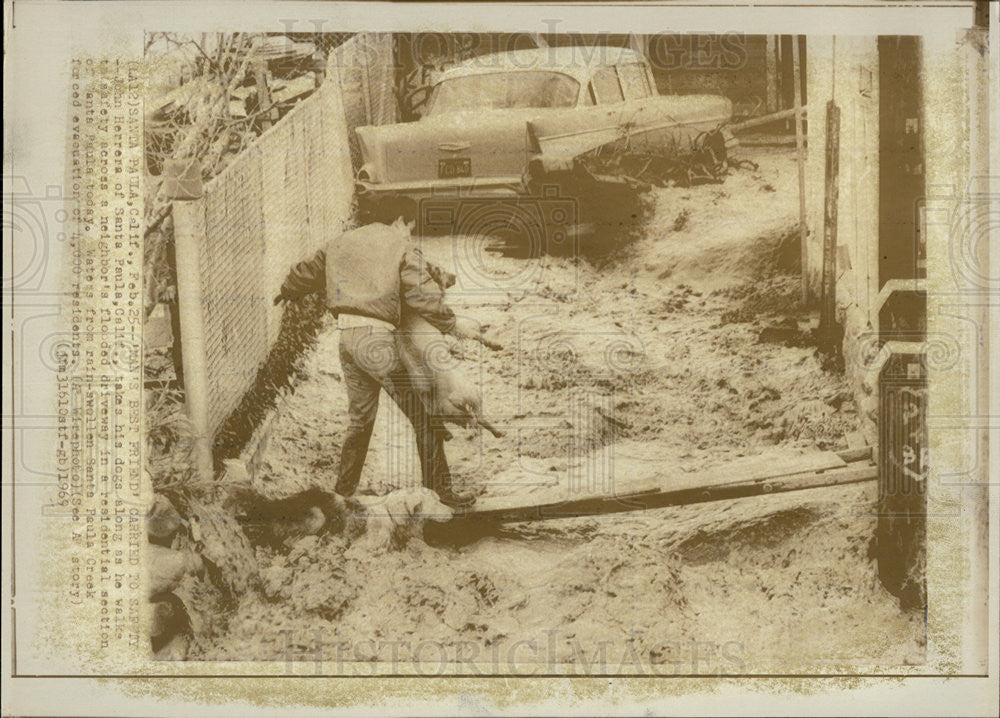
[591,66,624,104]
[617,63,652,99]
[426,71,580,115]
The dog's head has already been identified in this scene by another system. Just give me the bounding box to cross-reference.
[349,488,454,554]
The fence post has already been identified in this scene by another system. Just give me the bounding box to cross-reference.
[765,35,778,113]
[791,36,808,305]
[820,99,841,336]
[169,179,215,482]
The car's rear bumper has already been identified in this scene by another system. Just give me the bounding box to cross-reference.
[355,175,526,204]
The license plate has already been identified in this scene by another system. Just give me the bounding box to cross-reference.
[438,157,471,179]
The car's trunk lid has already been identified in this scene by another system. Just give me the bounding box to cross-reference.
[527,94,733,162]
[357,110,542,184]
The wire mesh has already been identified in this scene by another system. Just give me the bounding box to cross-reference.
[185,32,396,438]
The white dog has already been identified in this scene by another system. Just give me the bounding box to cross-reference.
[348,487,454,554]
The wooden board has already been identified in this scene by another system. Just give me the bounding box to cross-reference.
[461,448,866,523]
[459,463,875,523]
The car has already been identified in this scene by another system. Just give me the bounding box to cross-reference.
[355,46,733,250]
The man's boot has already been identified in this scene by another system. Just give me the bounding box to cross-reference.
[426,440,476,509]
[411,410,477,509]
[427,442,476,509]
[436,485,477,509]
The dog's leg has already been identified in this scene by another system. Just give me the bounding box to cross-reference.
[473,413,504,439]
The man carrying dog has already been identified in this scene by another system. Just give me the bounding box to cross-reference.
[274,222,483,508]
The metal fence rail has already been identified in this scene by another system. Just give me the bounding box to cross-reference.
[172,33,398,478]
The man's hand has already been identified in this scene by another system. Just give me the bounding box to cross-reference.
[273,293,289,307]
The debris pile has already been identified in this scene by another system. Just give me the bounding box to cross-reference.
[144,33,328,315]
[146,486,262,659]
[577,129,750,189]
[145,34,323,180]
[146,492,209,660]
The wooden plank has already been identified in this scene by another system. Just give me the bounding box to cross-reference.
[473,459,663,516]
[670,450,846,492]
[467,450,847,520]
[473,449,845,515]
[730,108,805,133]
[838,446,872,464]
[845,431,868,451]
[253,62,274,131]
[459,463,876,523]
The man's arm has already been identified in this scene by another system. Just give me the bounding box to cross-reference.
[399,247,456,334]
[276,248,326,303]
[400,248,501,347]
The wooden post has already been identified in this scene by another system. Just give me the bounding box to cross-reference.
[765,35,778,114]
[821,99,841,332]
[254,61,274,131]
[876,346,927,609]
[359,44,374,126]
[170,183,215,482]
[792,36,808,304]
[779,35,793,129]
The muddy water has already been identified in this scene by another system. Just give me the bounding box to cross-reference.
[195,148,924,668]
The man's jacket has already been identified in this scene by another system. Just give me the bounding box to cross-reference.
[279,222,456,334]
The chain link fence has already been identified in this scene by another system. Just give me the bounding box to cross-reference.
[172,33,398,476]
[329,32,397,169]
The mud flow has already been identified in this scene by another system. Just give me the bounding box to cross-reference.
[193,147,923,669]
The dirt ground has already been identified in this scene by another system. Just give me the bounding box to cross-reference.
[193,147,925,670]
